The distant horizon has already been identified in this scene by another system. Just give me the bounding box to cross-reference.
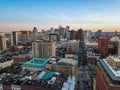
[0,0,120,32]
[0,25,119,33]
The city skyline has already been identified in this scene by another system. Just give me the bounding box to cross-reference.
[0,0,120,32]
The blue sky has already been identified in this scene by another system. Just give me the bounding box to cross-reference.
[0,0,120,32]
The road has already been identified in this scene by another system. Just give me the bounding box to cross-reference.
[78,65,93,90]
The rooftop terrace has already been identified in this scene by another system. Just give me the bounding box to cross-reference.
[23,58,48,68]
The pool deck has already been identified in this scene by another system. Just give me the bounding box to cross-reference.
[23,58,48,68]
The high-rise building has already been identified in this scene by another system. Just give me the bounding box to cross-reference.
[32,40,56,58]
[0,34,7,51]
[69,30,74,40]
[59,26,66,38]
[96,56,120,90]
[77,29,84,41]
[66,26,70,31]
[31,27,38,41]
[84,30,92,43]
[98,37,109,57]
[11,31,30,46]
[49,33,60,41]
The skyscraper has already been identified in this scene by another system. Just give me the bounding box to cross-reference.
[31,27,38,41]
[0,34,7,51]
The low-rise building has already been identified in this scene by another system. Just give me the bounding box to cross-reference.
[0,70,64,90]
[22,58,49,71]
[0,58,13,70]
[46,58,77,75]
[66,40,79,53]
[13,52,32,64]
[85,42,98,50]
[96,56,120,90]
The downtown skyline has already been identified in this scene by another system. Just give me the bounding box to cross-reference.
[0,0,120,32]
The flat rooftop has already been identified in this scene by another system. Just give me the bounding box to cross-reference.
[58,58,77,65]
[18,52,32,58]
[98,59,120,85]
[85,42,98,46]
[42,71,55,80]
[104,59,120,77]
[23,58,48,68]
[108,56,120,62]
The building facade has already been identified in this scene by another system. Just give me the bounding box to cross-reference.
[96,57,120,90]
[98,37,109,57]
[11,31,30,46]
[46,58,77,75]
[0,34,7,51]
[31,27,38,41]
[67,40,79,53]
[32,40,56,58]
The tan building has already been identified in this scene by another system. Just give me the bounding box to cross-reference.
[0,59,13,70]
[107,56,120,67]
[46,58,77,75]
[31,27,38,41]
[67,40,79,53]
[0,34,7,51]
[32,40,56,58]
[85,42,98,49]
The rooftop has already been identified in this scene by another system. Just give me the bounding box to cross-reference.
[23,58,48,68]
[42,71,55,80]
[34,40,54,43]
[18,52,32,58]
[108,56,120,62]
[85,42,98,46]
[58,58,77,65]
[98,59,120,85]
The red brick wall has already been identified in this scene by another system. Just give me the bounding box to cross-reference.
[96,66,109,90]
[98,37,108,57]
[96,66,120,90]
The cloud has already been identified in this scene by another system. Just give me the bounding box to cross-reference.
[82,13,120,23]
[22,12,41,20]
[42,12,71,21]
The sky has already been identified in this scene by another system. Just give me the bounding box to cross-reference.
[0,0,120,32]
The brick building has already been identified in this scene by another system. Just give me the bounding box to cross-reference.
[98,37,109,58]
[96,56,120,90]
[11,31,30,46]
